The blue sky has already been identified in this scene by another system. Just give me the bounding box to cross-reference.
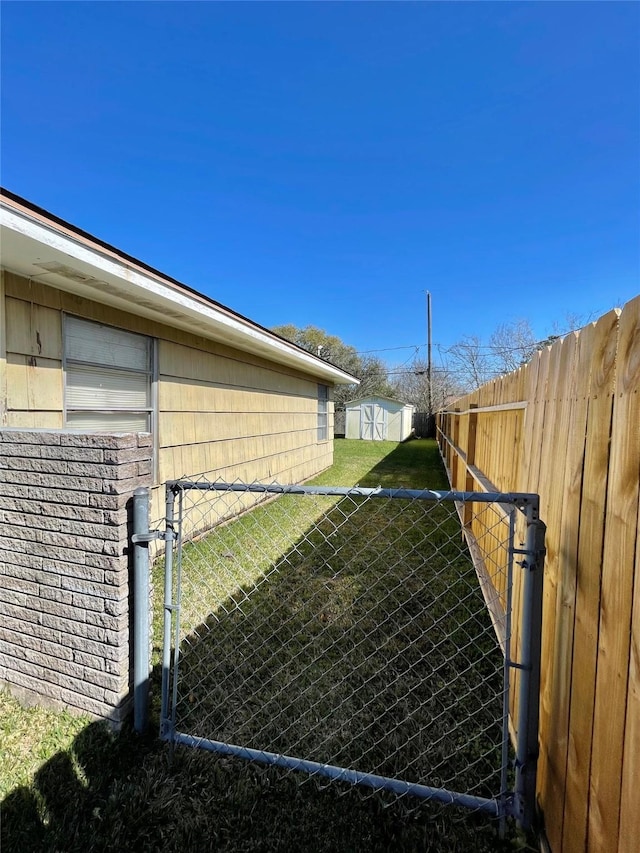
[2,1,638,368]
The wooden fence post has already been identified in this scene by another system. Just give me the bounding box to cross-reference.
[444,412,450,470]
[464,403,478,527]
[452,408,460,489]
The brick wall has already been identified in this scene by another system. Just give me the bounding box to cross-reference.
[0,430,152,725]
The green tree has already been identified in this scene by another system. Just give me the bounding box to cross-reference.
[271,324,392,406]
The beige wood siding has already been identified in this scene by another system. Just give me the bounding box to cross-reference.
[3,280,64,428]
[0,271,7,425]
[157,338,334,488]
[2,272,335,513]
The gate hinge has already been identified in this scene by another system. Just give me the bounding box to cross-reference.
[506,659,531,672]
[132,531,164,545]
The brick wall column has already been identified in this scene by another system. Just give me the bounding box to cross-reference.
[0,430,152,725]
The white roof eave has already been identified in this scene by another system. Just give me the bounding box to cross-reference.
[0,200,358,386]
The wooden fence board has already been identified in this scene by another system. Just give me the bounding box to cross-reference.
[437,298,639,852]
[557,309,619,853]
[588,297,640,852]
[541,326,594,851]
[511,352,548,729]
[539,331,583,851]
[537,337,572,802]
[617,485,640,853]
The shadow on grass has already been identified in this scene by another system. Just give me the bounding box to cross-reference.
[1,715,517,853]
[2,441,523,852]
[174,496,503,794]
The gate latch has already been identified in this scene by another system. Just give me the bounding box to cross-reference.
[132,531,164,545]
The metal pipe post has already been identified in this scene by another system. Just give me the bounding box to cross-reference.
[132,487,150,734]
[499,509,517,836]
[160,486,176,741]
[170,488,185,737]
[514,503,546,829]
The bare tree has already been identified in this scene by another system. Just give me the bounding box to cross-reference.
[445,335,493,391]
[444,316,584,393]
[390,359,464,410]
[489,318,537,374]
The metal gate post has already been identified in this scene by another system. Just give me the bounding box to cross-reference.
[170,487,185,739]
[132,486,151,734]
[160,485,177,741]
[514,502,546,829]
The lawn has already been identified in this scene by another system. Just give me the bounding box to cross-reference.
[1,439,532,852]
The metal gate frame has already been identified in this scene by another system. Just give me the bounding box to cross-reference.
[155,482,545,830]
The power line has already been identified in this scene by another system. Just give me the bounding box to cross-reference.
[355,344,427,355]
[385,366,471,378]
[359,338,538,358]
[359,326,584,360]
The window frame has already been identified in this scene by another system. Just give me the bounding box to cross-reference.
[317,383,330,442]
[62,313,158,478]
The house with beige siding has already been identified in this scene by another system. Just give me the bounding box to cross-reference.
[0,188,357,722]
[0,189,357,504]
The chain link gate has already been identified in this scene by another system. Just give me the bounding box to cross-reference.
[157,480,545,830]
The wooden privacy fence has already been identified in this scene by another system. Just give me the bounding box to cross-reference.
[436,295,640,853]
[412,411,435,438]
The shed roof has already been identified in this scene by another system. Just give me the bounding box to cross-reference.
[345,395,414,408]
[0,188,358,386]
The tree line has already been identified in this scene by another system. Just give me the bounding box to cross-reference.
[272,316,580,412]
[272,324,395,407]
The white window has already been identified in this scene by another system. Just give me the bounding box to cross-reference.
[317,384,329,441]
[64,315,154,432]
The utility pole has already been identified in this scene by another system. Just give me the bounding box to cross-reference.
[426,291,433,416]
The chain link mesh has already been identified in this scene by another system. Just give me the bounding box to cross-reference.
[164,479,515,810]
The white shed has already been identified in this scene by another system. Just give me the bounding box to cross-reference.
[345,396,416,442]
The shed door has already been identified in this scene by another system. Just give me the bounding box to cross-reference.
[361,403,387,440]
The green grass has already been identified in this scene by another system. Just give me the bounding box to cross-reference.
[2,440,534,852]
[169,442,500,795]
[150,439,449,665]
[0,693,89,801]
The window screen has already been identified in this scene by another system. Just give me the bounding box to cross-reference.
[64,315,153,432]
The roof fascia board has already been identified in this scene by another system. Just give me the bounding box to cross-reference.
[1,200,358,386]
